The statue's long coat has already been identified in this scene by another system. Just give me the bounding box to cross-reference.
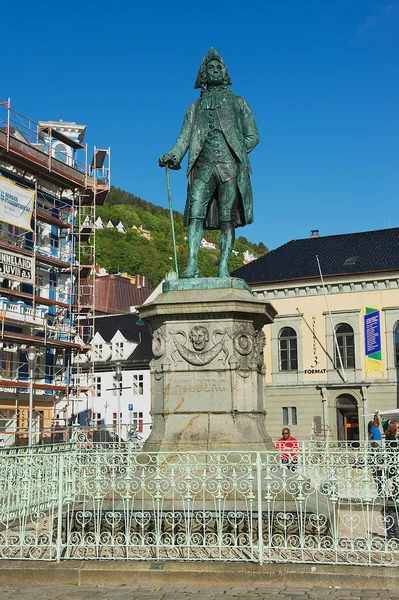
[170,89,260,230]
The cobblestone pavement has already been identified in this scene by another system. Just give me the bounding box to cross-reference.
[0,585,397,599]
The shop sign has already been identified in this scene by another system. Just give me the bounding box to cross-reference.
[0,249,34,284]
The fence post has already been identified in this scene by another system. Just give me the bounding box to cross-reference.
[56,453,64,562]
[256,451,263,565]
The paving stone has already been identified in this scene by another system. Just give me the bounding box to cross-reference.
[1,585,399,600]
[280,596,309,600]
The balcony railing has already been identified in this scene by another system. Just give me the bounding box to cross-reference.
[0,298,47,326]
[0,102,87,177]
[0,359,66,384]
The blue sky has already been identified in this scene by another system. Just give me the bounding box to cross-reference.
[2,0,398,250]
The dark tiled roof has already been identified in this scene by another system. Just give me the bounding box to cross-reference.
[95,313,150,344]
[231,228,399,285]
[94,313,153,366]
[126,330,153,367]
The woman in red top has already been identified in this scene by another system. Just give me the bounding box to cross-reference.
[275,428,298,470]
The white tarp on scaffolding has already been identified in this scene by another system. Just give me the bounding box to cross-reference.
[0,249,34,284]
[0,175,34,231]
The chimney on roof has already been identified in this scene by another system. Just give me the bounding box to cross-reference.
[135,274,147,289]
[310,229,320,238]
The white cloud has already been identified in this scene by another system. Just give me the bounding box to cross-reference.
[351,4,393,44]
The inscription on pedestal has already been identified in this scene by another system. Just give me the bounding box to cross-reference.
[164,372,229,412]
[172,376,226,394]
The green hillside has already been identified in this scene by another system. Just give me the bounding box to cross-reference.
[94,186,268,288]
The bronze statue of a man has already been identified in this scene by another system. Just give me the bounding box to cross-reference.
[159,47,260,278]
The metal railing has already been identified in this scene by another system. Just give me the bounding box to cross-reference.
[0,423,143,450]
[0,441,399,565]
[0,101,87,176]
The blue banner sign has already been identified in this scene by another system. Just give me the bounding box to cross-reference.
[128,403,134,411]
[364,310,381,355]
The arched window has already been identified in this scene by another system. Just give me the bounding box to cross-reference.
[394,322,399,367]
[335,323,355,369]
[54,143,68,163]
[279,327,298,371]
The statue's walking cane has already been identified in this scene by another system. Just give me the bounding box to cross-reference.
[165,166,179,278]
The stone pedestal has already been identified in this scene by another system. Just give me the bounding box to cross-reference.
[140,278,277,452]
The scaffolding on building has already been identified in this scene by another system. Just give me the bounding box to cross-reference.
[0,99,110,445]
[69,148,111,424]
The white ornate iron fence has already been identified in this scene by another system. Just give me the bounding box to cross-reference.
[0,440,398,565]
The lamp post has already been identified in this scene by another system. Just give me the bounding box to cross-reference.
[28,346,37,447]
[115,361,122,443]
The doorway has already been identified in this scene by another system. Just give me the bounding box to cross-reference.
[336,394,359,442]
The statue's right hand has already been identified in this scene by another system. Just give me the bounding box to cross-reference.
[158,152,179,169]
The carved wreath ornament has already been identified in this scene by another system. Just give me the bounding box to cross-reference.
[233,324,254,356]
[170,326,228,366]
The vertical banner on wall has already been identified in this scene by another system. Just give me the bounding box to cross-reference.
[364,306,383,372]
[0,175,34,231]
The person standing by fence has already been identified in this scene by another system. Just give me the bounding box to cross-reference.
[385,420,399,499]
[275,428,298,470]
[368,414,383,497]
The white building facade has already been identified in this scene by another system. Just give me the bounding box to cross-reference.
[69,313,153,442]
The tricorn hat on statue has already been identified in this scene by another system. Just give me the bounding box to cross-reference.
[194,47,232,89]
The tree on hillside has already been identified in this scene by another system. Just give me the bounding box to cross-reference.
[94,186,269,286]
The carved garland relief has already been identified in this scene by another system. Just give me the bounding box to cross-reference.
[170,326,229,366]
[151,322,266,375]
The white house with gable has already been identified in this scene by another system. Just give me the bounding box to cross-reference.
[69,314,153,441]
[200,237,216,250]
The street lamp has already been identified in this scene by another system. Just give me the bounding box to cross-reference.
[115,360,122,443]
[28,346,37,446]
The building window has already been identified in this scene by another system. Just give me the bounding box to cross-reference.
[115,342,124,359]
[0,409,15,431]
[283,407,297,426]
[394,322,399,367]
[94,376,101,397]
[94,344,103,360]
[133,374,144,395]
[335,323,355,369]
[132,411,144,433]
[54,143,68,163]
[112,374,122,396]
[0,345,14,378]
[112,412,122,427]
[279,327,298,371]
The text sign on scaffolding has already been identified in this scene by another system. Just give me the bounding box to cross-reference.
[0,249,34,284]
[0,175,34,232]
